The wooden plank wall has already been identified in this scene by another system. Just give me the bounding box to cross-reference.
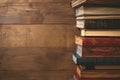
[0,1,75,48]
[0,0,76,80]
[0,25,75,48]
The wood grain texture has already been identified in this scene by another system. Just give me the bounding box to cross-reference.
[0,25,75,48]
[0,70,74,80]
[0,3,75,24]
[0,47,74,80]
[0,0,71,3]
[0,0,75,80]
[0,48,74,71]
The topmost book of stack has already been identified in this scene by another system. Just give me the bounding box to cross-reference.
[71,0,120,8]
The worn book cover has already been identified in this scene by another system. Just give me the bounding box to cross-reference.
[75,65,120,79]
[75,35,120,47]
[76,15,120,19]
[76,19,120,29]
[76,45,120,57]
[71,0,120,8]
[75,6,120,16]
[72,53,120,65]
[80,29,120,37]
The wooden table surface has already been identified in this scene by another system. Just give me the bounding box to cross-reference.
[0,47,75,80]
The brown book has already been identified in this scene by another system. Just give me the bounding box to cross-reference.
[74,73,120,80]
[76,45,120,57]
[71,0,120,8]
[75,6,120,16]
[75,35,120,47]
[75,65,120,79]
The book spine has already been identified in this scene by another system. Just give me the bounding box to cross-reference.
[80,29,120,37]
[77,19,120,29]
[81,65,120,70]
[75,35,120,47]
[76,15,120,20]
[75,6,120,16]
[71,0,120,8]
[73,53,120,65]
[75,65,120,79]
[84,19,120,29]
[74,75,120,80]
[82,46,120,57]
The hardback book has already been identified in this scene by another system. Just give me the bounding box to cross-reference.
[76,19,120,29]
[80,29,120,37]
[72,53,120,65]
[74,65,120,79]
[76,45,120,57]
[71,0,120,8]
[76,15,120,19]
[79,65,120,70]
[75,35,120,47]
[73,75,120,80]
[75,6,120,16]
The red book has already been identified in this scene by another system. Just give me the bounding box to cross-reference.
[75,35,120,47]
[76,45,120,57]
[74,74,120,80]
[75,65,120,79]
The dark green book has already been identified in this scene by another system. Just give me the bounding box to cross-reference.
[77,19,120,29]
[73,53,120,65]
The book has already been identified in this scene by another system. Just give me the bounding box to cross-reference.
[72,53,120,65]
[75,35,120,47]
[76,19,120,29]
[76,45,120,57]
[77,15,120,19]
[75,6,120,16]
[80,29,120,37]
[80,65,120,70]
[74,65,120,79]
[71,0,120,8]
[73,75,120,80]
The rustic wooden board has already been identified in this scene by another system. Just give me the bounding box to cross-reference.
[0,25,75,48]
[0,0,71,3]
[0,47,74,71]
[0,3,75,24]
[0,70,73,80]
[0,43,75,80]
[0,1,75,80]
[0,48,74,71]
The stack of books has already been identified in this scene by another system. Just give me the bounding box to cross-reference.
[71,0,120,80]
